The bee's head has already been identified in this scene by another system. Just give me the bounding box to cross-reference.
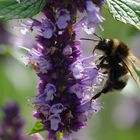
[93,39,113,55]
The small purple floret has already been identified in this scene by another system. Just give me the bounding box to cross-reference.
[56,9,71,29]
[42,19,56,39]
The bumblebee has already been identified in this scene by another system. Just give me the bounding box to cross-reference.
[81,37,140,99]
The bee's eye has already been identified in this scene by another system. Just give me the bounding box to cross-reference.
[98,40,110,50]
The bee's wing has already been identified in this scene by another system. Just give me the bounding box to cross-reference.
[120,54,140,87]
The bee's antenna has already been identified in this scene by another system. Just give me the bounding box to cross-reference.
[80,33,102,42]
[80,38,98,53]
[80,38,99,42]
[91,91,102,100]
[80,34,102,54]
[94,33,102,40]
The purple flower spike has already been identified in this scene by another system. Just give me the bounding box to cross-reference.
[0,102,29,140]
[29,0,105,139]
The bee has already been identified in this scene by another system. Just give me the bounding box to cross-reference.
[81,36,140,99]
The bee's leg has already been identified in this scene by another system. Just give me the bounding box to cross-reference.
[91,91,102,99]
[99,56,104,60]
[91,86,111,100]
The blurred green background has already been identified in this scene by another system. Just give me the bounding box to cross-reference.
[0,6,140,140]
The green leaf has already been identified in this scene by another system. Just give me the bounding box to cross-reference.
[29,120,45,135]
[0,0,47,20]
[106,0,140,30]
